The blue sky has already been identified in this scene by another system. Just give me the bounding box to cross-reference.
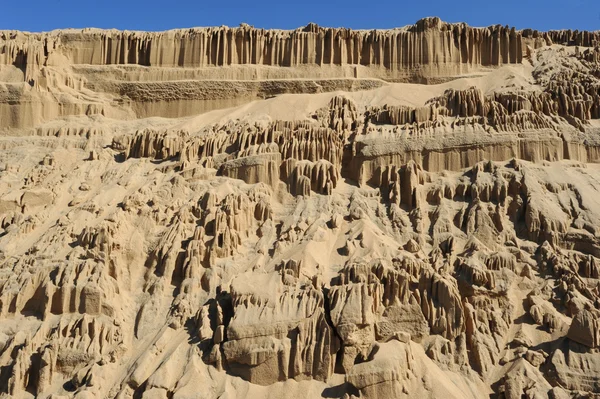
[2,0,599,32]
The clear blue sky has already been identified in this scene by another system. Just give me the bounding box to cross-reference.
[2,0,599,32]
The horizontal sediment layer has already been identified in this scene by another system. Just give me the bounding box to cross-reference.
[350,129,600,183]
[101,78,385,102]
[3,17,598,87]
[1,18,525,83]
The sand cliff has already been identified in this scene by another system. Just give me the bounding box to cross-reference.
[1,17,600,399]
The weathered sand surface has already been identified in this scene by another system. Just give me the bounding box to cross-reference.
[2,17,600,398]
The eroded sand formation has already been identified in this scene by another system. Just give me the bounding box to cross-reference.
[2,17,600,398]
